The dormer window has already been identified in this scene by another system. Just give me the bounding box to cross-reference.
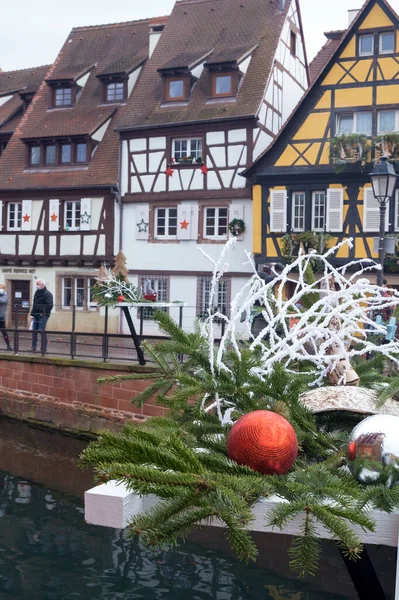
[213,73,234,97]
[45,144,56,165]
[26,139,90,168]
[166,78,185,101]
[104,80,126,103]
[158,66,191,103]
[30,145,41,166]
[48,81,77,108]
[55,87,72,106]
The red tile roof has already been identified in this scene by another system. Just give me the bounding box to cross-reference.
[116,0,291,131]
[0,65,50,135]
[0,19,155,190]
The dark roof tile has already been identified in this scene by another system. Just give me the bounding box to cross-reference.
[117,0,289,131]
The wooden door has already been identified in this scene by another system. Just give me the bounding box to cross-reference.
[11,281,31,327]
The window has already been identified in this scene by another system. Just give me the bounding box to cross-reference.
[359,34,374,56]
[204,207,228,238]
[336,111,372,135]
[172,138,202,162]
[213,73,233,97]
[290,30,297,56]
[166,78,186,101]
[61,144,71,164]
[30,146,41,166]
[61,275,97,309]
[27,140,91,168]
[65,200,81,230]
[378,110,398,133]
[197,276,230,320]
[45,145,56,165]
[138,275,169,320]
[7,202,22,230]
[62,277,72,308]
[54,87,72,107]
[75,278,85,308]
[155,207,178,238]
[379,31,395,54]
[312,191,326,232]
[292,192,305,231]
[106,82,125,102]
[76,143,87,163]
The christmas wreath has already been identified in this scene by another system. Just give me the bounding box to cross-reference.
[229,218,245,236]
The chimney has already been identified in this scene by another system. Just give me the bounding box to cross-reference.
[348,9,360,26]
[149,17,167,58]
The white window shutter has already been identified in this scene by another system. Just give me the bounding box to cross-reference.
[49,199,60,231]
[395,189,399,231]
[364,187,389,232]
[0,201,3,231]
[270,189,287,233]
[326,188,343,232]
[80,198,92,231]
[136,204,149,240]
[177,204,192,240]
[229,203,244,239]
[21,200,32,231]
[190,204,199,240]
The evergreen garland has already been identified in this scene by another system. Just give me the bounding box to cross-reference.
[81,310,399,577]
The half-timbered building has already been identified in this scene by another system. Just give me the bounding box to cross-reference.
[116,0,309,331]
[245,0,399,287]
[0,18,165,330]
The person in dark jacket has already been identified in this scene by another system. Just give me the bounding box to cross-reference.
[0,284,12,351]
[31,279,53,352]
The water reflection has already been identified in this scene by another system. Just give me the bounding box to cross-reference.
[0,470,353,600]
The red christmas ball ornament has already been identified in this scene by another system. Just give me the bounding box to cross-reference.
[227,410,298,475]
[117,295,126,302]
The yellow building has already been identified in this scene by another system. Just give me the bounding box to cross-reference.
[245,0,399,283]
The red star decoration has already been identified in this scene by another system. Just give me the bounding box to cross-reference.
[180,219,189,230]
[201,164,209,174]
[50,213,58,222]
[165,167,174,177]
[23,214,30,222]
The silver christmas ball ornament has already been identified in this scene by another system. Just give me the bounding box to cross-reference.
[104,293,112,299]
[347,414,399,487]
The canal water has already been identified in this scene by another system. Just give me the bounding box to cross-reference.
[0,418,395,600]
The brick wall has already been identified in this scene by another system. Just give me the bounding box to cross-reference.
[0,356,164,434]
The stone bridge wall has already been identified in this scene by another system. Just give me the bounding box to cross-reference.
[0,356,162,434]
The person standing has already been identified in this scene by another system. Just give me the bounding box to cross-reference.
[0,284,12,351]
[31,279,53,352]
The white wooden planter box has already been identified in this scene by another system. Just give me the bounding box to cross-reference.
[85,481,399,598]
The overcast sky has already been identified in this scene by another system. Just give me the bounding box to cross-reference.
[1,0,396,72]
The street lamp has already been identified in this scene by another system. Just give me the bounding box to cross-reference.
[370,156,397,287]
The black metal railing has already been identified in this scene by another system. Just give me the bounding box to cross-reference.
[1,304,226,364]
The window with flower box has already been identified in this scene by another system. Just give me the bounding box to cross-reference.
[172,138,203,163]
